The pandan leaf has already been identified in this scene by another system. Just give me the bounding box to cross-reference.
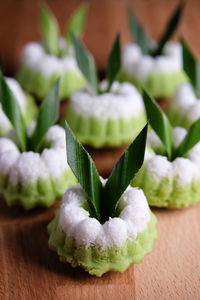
[66,3,88,45]
[128,7,150,55]
[182,38,200,98]
[30,79,60,152]
[143,89,173,159]
[102,124,148,221]
[175,118,200,157]
[65,121,101,219]
[72,34,99,94]
[39,2,59,56]
[106,33,121,92]
[0,75,26,151]
[152,1,184,57]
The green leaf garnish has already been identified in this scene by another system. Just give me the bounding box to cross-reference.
[0,75,60,154]
[0,74,26,151]
[175,118,200,158]
[128,7,150,55]
[143,89,200,161]
[30,79,60,152]
[39,2,60,56]
[152,2,184,57]
[65,121,147,223]
[143,89,173,159]
[65,121,101,219]
[106,33,121,92]
[181,38,200,98]
[66,3,88,46]
[102,124,148,221]
[72,33,99,94]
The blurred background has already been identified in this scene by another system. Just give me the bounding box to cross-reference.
[0,0,199,74]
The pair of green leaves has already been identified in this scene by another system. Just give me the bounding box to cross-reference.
[128,1,184,57]
[39,2,88,56]
[143,89,200,160]
[0,75,60,152]
[181,39,200,98]
[72,33,121,94]
[65,122,147,223]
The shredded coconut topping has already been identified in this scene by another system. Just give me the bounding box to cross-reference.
[186,102,200,123]
[21,40,80,78]
[146,127,200,185]
[70,81,145,120]
[169,83,200,124]
[9,152,49,186]
[172,157,199,186]
[172,127,187,148]
[74,218,102,246]
[58,185,150,249]
[171,83,196,109]
[0,78,26,131]
[122,41,182,80]
[0,137,19,154]
[147,130,164,151]
[187,143,200,168]
[0,125,69,186]
[146,155,172,181]
[0,149,20,175]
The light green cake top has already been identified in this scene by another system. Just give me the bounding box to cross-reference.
[58,182,150,250]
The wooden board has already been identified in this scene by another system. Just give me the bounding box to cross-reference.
[1,198,200,299]
[1,0,200,298]
[1,0,200,72]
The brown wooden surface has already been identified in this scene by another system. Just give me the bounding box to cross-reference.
[1,199,200,299]
[1,0,200,299]
[1,0,200,73]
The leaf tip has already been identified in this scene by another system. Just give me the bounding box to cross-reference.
[79,2,89,12]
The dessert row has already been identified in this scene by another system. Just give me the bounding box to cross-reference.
[1,2,199,277]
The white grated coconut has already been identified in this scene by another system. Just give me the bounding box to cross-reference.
[146,127,200,186]
[58,184,150,250]
[0,125,69,186]
[21,40,80,78]
[122,41,182,80]
[70,81,145,120]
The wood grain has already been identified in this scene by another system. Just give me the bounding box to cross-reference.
[134,206,200,300]
[1,0,200,72]
[0,200,135,300]
[1,199,200,299]
[1,0,200,299]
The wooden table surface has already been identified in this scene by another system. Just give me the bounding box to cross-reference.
[1,197,200,299]
[1,0,200,299]
[1,0,200,72]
